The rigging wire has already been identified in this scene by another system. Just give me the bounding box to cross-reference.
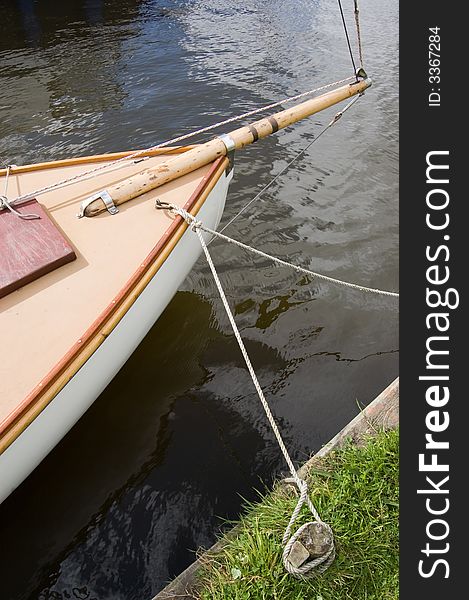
[5,76,355,207]
[337,0,358,76]
[214,94,361,239]
[2,3,367,207]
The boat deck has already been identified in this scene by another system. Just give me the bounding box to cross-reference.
[0,152,216,429]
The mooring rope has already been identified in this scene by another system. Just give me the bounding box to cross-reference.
[184,214,336,578]
[7,76,356,206]
[164,205,398,299]
[155,202,397,575]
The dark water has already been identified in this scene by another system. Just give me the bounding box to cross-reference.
[0,1,398,598]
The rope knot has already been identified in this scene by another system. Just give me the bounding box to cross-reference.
[174,207,201,231]
[281,477,335,578]
[174,207,192,223]
[155,201,204,232]
[170,206,202,231]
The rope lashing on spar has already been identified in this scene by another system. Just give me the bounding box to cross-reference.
[4,1,367,209]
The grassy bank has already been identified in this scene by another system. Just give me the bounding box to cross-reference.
[198,428,399,600]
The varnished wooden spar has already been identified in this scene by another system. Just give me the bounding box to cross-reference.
[83,78,371,217]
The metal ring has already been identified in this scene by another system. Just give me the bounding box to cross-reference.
[217,133,236,153]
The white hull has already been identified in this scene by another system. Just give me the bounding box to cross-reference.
[0,170,231,503]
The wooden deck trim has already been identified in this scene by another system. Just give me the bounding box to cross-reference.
[0,146,196,177]
[0,156,227,453]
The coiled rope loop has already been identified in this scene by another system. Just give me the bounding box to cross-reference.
[281,477,335,577]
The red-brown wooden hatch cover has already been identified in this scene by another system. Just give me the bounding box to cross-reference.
[0,199,77,299]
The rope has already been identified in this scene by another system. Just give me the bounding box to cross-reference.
[281,480,335,577]
[337,0,357,76]
[215,94,362,239]
[168,206,398,299]
[0,165,39,219]
[7,76,355,206]
[189,217,335,578]
[354,0,364,68]
[156,189,396,575]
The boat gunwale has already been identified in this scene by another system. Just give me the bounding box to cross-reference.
[0,145,196,177]
[0,152,228,453]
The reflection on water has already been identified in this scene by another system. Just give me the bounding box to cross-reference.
[0,0,398,598]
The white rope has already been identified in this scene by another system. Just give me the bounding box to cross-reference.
[0,165,39,219]
[8,76,355,206]
[170,206,399,299]
[189,218,335,578]
[155,202,397,576]
[281,478,335,577]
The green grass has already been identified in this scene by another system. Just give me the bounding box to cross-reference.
[197,428,399,600]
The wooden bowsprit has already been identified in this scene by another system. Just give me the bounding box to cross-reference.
[79,77,371,218]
